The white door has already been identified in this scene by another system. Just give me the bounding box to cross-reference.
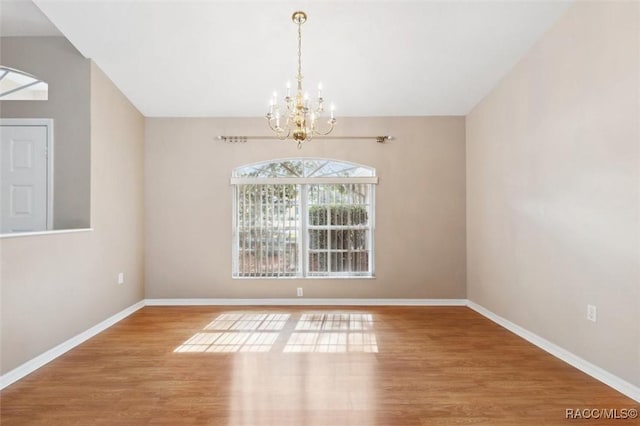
[0,124,50,233]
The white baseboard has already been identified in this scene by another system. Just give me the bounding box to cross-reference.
[467,301,640,403]
[0,300,145,390]
[144,298,468,306]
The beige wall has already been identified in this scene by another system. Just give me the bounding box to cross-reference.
[466,1,639,387]
[0,37,91,229]
[145,117,466,299]
[0,63,145,374]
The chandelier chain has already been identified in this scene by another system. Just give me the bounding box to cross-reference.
[297,20,302,88]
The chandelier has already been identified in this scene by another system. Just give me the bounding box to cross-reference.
[266,11,336,148]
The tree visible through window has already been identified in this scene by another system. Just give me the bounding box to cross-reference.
[231,159,377,278]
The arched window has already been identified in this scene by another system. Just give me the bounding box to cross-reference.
[231,159,378,278]
[0,66,48,100]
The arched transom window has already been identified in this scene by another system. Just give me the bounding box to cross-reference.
[0,66,48,100]
[231,159,378,278]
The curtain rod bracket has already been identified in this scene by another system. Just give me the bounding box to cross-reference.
[217,135,393,143]
[217,136,247,143]
[376,136,393,143]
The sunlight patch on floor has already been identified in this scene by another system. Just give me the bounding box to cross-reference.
[283,332,378,353]
[286,313,378,352]
[174,313,289,353]
[175,312,378,353]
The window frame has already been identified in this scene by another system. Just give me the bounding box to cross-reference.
[231,159,377,279]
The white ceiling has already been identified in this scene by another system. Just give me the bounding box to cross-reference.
[16,1,572,117]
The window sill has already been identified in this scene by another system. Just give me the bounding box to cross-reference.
[0,228,93,239]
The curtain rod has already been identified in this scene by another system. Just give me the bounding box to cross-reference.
[217,135,393,144]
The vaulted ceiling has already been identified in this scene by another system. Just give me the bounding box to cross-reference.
[3,0,573,117]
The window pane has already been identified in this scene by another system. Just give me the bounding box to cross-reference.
[309,252,327,273]
[308,206,327,225]
[306,183,371,276]
[309,229,327,249]
[236,184,299,277]
[0,66,48,100]
[328,251,369,274]
[330,252,349,273]
[350,252,369,272]
[329,229,368,251]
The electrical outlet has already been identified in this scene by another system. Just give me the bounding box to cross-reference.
[297,287,303,297]
[117,272,125,285]
[587,304,597,322]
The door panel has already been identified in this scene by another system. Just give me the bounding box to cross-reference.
[1,125,48,233]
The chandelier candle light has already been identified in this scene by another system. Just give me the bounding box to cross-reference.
[266,11,336,148]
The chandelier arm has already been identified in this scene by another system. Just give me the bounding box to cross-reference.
[312,120,336,136]
[266,119,291,140]
[276,130,291,141]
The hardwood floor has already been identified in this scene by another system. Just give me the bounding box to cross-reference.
[1,306,637,425]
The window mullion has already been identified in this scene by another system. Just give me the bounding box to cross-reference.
[300,184,307,277]
[347,183,352,274]
[239,185,251,276]
[242,186,246,276]
[327,204,332,275]
[280,185,284,278]
[241,186,246,277]
[244,186,256,276]
[258,186,262,276]
[232,185,237,276]
[369,183,375,276]
[270,185,275,277]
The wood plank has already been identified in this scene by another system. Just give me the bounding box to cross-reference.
[1,306,637,425]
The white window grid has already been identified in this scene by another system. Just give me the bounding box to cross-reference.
[232,170,376,279]
[233,183,375,278]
